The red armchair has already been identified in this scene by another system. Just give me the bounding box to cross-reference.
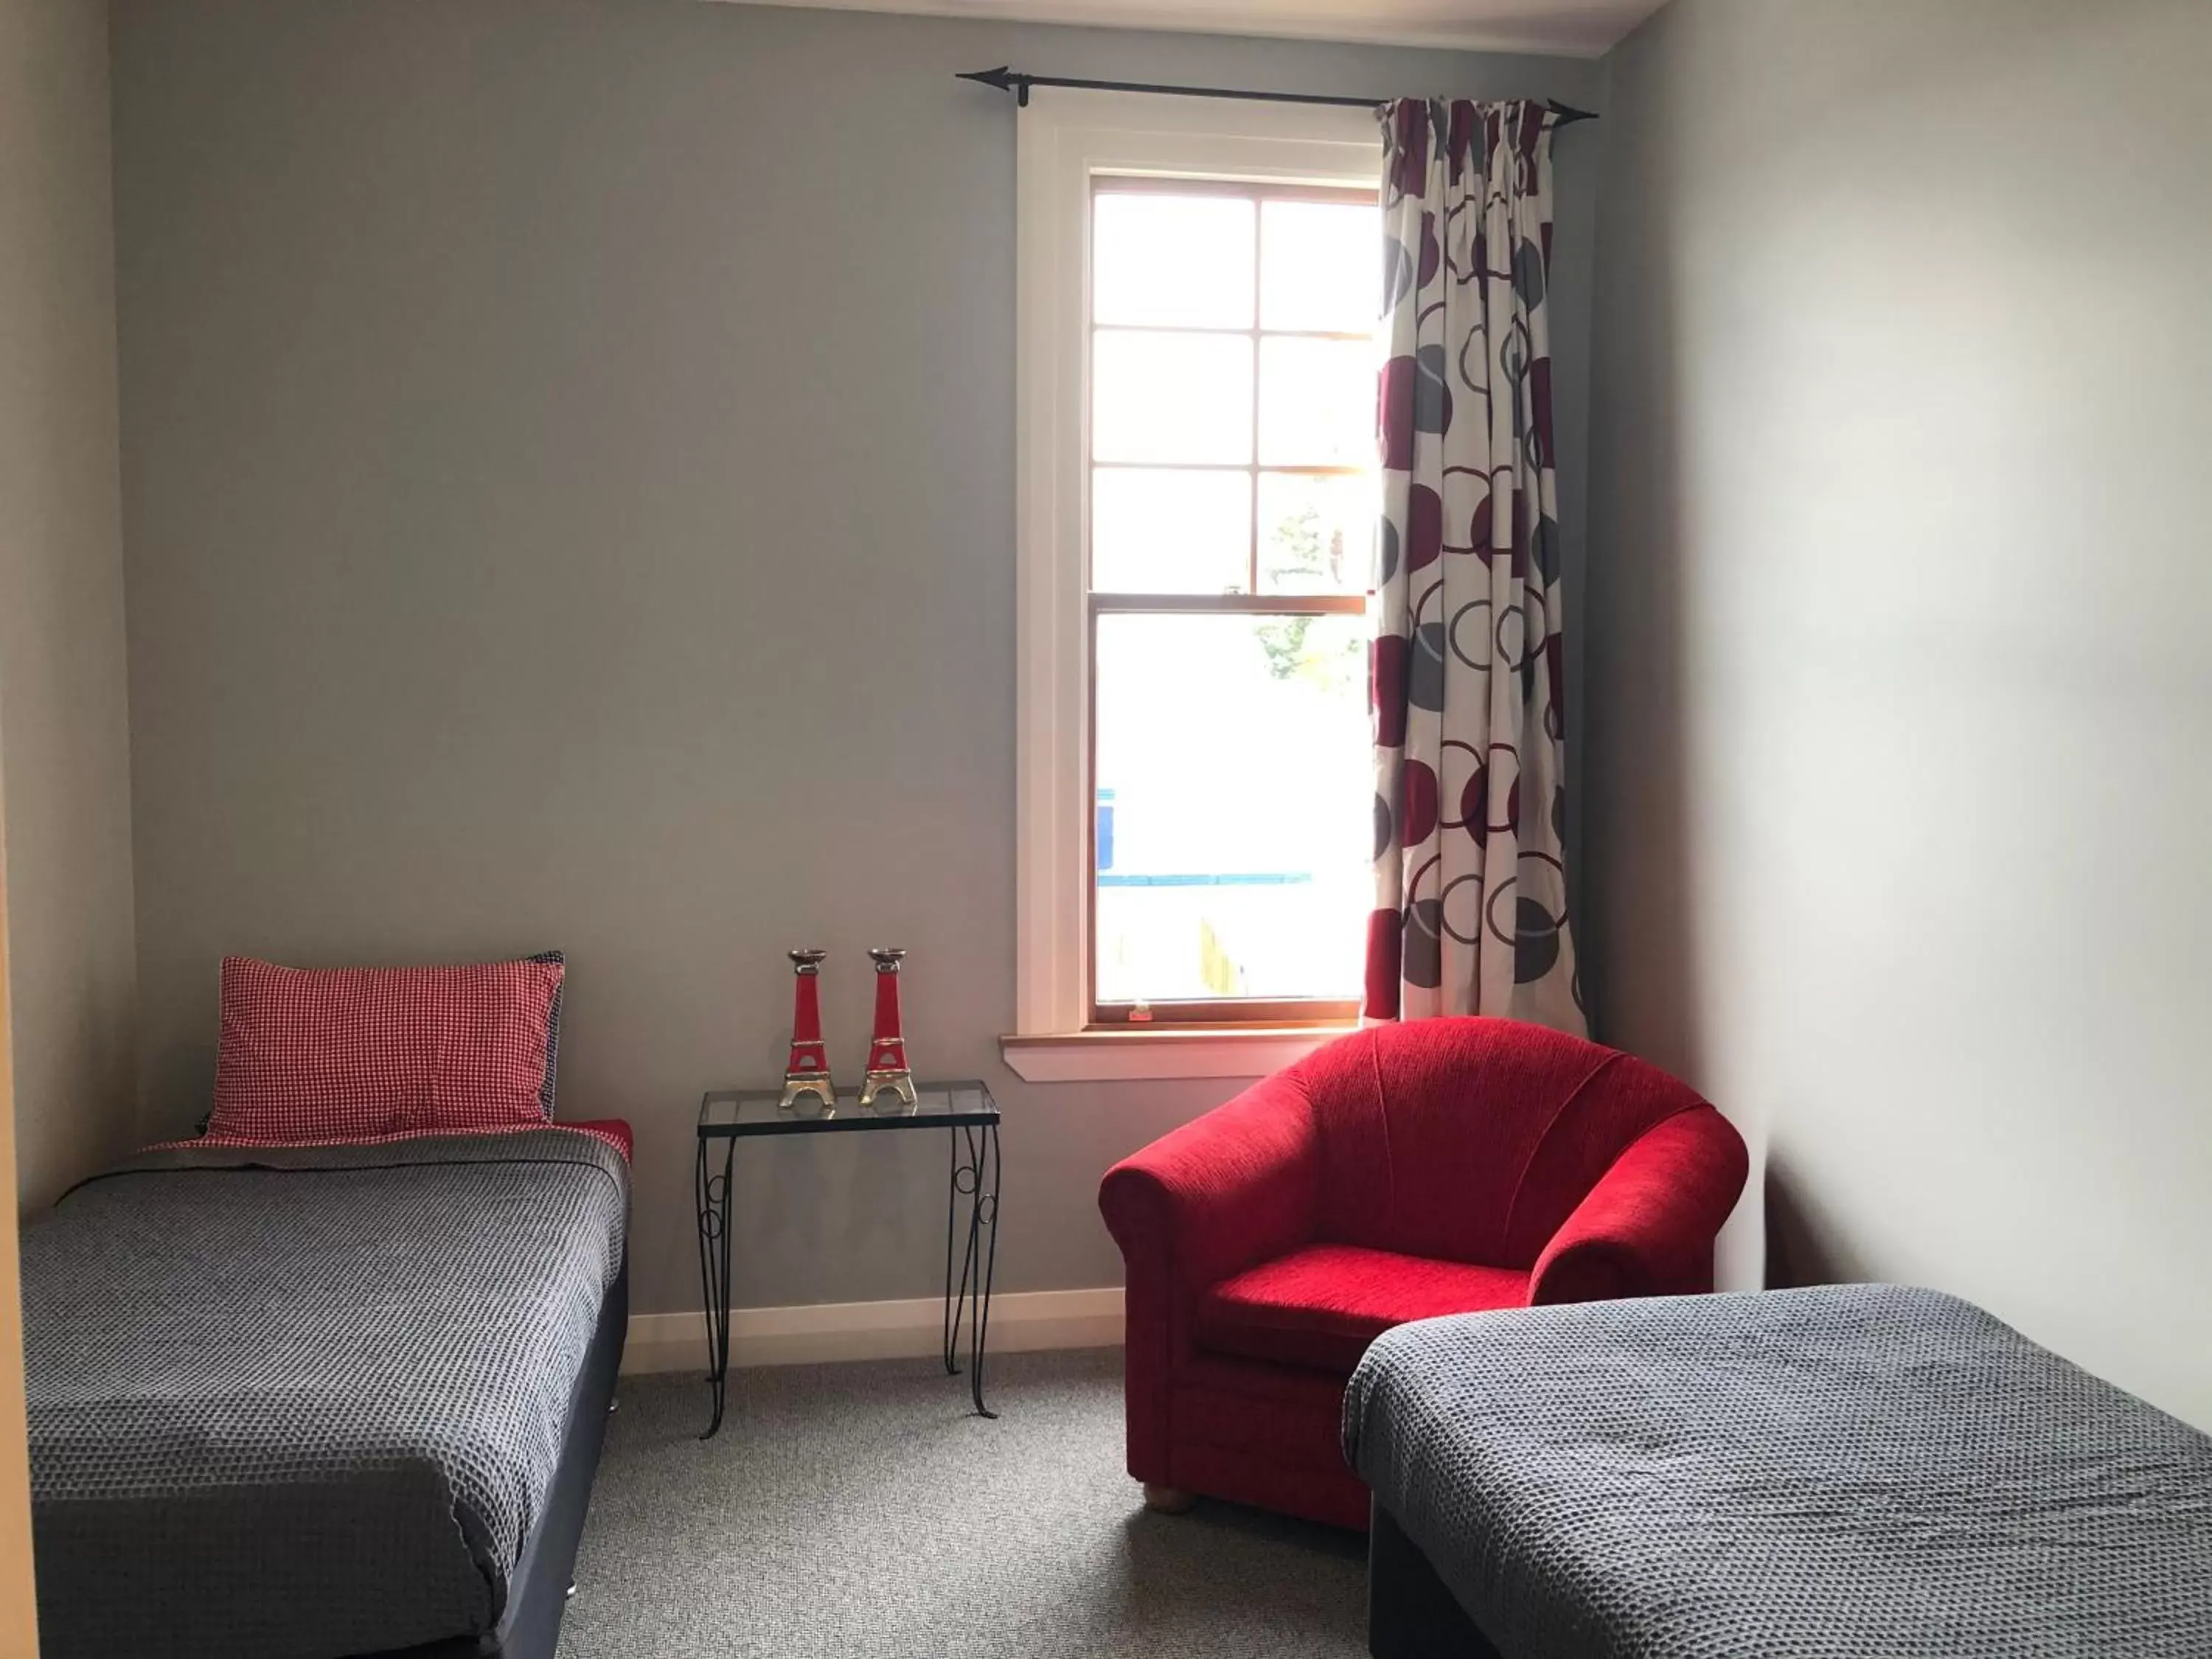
[1098,1017,1747,1530]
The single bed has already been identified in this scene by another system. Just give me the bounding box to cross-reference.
[23,1124,632,1659]
[1343,1284,2212,1659]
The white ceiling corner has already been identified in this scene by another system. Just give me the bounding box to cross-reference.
[700,0,1666,58]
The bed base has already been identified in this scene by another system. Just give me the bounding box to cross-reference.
[362,1262,630,1659]
[1368,1499,1503,1659]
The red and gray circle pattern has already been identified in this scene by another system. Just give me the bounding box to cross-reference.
[1364,99,1583,1033]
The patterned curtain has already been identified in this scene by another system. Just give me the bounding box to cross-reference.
[1364,99,1583,1032]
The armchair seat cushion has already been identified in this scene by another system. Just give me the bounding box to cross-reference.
[1195,1243,1530,1373]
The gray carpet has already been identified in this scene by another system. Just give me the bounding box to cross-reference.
[560,1348,1367,1658]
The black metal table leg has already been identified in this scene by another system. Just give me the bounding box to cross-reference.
[942,1121,1001,1418]
[971,1121,1001,1416]
[943,1125,963,1378]
[696,1132,737,1438]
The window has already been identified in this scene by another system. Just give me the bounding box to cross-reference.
[1087,178,1377,1026]
[1009,93,1381,1079]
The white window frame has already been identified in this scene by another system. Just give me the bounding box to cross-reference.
[1002,91,1380,1084]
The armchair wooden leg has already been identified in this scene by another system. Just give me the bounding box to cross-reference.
[1142,1483,1197,1514]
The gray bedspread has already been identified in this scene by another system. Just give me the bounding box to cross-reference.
[1343,1284,2212,1658]
[23,1129,630,1659]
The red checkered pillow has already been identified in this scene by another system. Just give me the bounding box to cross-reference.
[209,956,565,1144]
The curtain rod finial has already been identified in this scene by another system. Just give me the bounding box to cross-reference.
[956,65,1033,106]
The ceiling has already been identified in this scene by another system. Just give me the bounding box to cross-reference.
[705,0,1666,58]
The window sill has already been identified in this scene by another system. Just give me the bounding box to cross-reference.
[1000,1025,1352,1083]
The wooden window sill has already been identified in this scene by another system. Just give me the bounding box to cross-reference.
[1000,1025,1353,1083]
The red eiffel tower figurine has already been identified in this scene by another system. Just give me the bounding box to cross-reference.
[779,948,837,1116]
[858,947,918,1114]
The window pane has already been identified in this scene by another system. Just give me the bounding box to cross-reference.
[1093,330,1254,465]
[1093,192,1256,329]
[1093,611,1370,1005]
[1257,336,1377,467]
[1260,199,1380,333]
[1259,472,1377,594]
[1092,468,1251,594]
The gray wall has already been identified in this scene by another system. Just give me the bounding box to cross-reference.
[1586,0,2212,1425]
[1,0,139,1214]
[110,0,1602,1314]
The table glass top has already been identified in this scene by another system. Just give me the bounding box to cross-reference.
[698,1079,997,1134]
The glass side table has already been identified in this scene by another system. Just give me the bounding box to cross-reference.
[694,1080,1001,1437]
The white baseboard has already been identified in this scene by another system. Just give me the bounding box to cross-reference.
[621,1287,1124,1375]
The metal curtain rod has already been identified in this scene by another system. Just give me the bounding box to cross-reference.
[956,66,1599,125]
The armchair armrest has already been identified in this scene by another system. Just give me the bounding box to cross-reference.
[1099,1072,1322,1489]
[1528,1105,1747,1306]
[1099,1072,1322,1291]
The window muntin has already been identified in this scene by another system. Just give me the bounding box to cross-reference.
[1085,177,1378,1026]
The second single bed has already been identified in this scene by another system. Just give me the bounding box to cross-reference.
[1345,1284,2212,1659]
